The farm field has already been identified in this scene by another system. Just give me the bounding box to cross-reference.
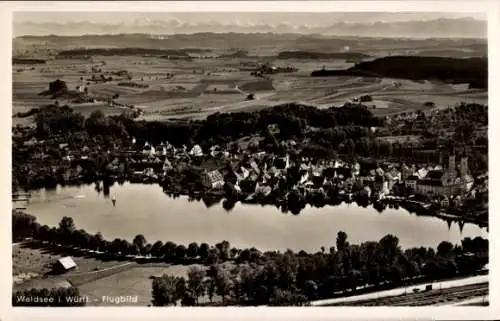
[78,262,235,306]
[13,243,134,291]
[12,242,235,306]
[78,264,197,306]
[12,53,487,123]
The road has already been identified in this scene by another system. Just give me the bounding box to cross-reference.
[311,274,488,306]
[64,262,133,277]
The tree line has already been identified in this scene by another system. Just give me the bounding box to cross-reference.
[13,211,488,306]
[27,99,382,143]
[151,230,488,306]
[22,97,486,163]
[57,48,190,58]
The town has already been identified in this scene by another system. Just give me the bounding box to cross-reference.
[13,98,488,227]
[11,12,489,308]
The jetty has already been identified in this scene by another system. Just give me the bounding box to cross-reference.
[12,192,31,203]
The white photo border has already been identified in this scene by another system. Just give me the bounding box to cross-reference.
[1,1,498,320]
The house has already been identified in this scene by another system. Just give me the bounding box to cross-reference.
[351,162,361,176]
[234,166,250,182]
[310,168,324,187]
[405,175,419,190]
[401,164,414,181]
[441,197,450,208]
[201,170,224,189]
[416,168,428,180]
[345,177,355,191]
[53,256,77,274]
[274,154,290,170]
[142,143,155,156]
[358,175,375,187]
[381,181,391,196]
[240,177,258,194]
[189,145,203,157]
[389,168,402,182]
[157,146,167,156]
[249,160,260,175]
[162,159,173,171]
[254,182,272,197]
[359,186,371,198]
[299,171,309,185]
[23,137,38,147]
[210,145,222,158]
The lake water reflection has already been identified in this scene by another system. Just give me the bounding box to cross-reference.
[23,183,488,252]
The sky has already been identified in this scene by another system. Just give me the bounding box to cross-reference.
[13,12,487,37]
[15,12,486,26]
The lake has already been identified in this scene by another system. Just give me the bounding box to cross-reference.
[21,183,488,252]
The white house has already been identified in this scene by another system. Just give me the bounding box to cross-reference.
[53,256,77,274]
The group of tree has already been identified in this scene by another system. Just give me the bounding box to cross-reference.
[151,231,488,306]
[28,99,382,145]
[23,96,487,162]
[14,212,230,264]
[12,287,85,306]
[13,212,488,306]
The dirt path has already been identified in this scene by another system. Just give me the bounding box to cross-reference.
[65,262,133,277]
[165,91,277,119]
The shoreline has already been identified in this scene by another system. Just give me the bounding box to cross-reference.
[12,238,489,306]
[15,179,489,229]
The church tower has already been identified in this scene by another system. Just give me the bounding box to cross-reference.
[460,157,469,178]
[448,154,457,180]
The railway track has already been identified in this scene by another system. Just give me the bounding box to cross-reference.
[328,282,488,306]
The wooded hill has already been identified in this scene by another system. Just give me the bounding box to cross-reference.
[311,56,487,89]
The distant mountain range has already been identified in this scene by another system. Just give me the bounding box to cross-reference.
[14,17,486,39]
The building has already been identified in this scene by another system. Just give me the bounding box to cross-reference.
[52,256,77,274]
[412,155,474,197]
[201,170,225,189]
[189,145,203,157]
[405,175,419,190]
[142,143,155,156]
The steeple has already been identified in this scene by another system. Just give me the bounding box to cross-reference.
[448,154,456,180]
[460,157,469,178]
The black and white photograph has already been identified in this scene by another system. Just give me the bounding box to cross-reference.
[9,4,491,310]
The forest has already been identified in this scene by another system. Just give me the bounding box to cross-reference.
[311,56,487,89]
[56,47,191,58]
[277,51,370,60]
